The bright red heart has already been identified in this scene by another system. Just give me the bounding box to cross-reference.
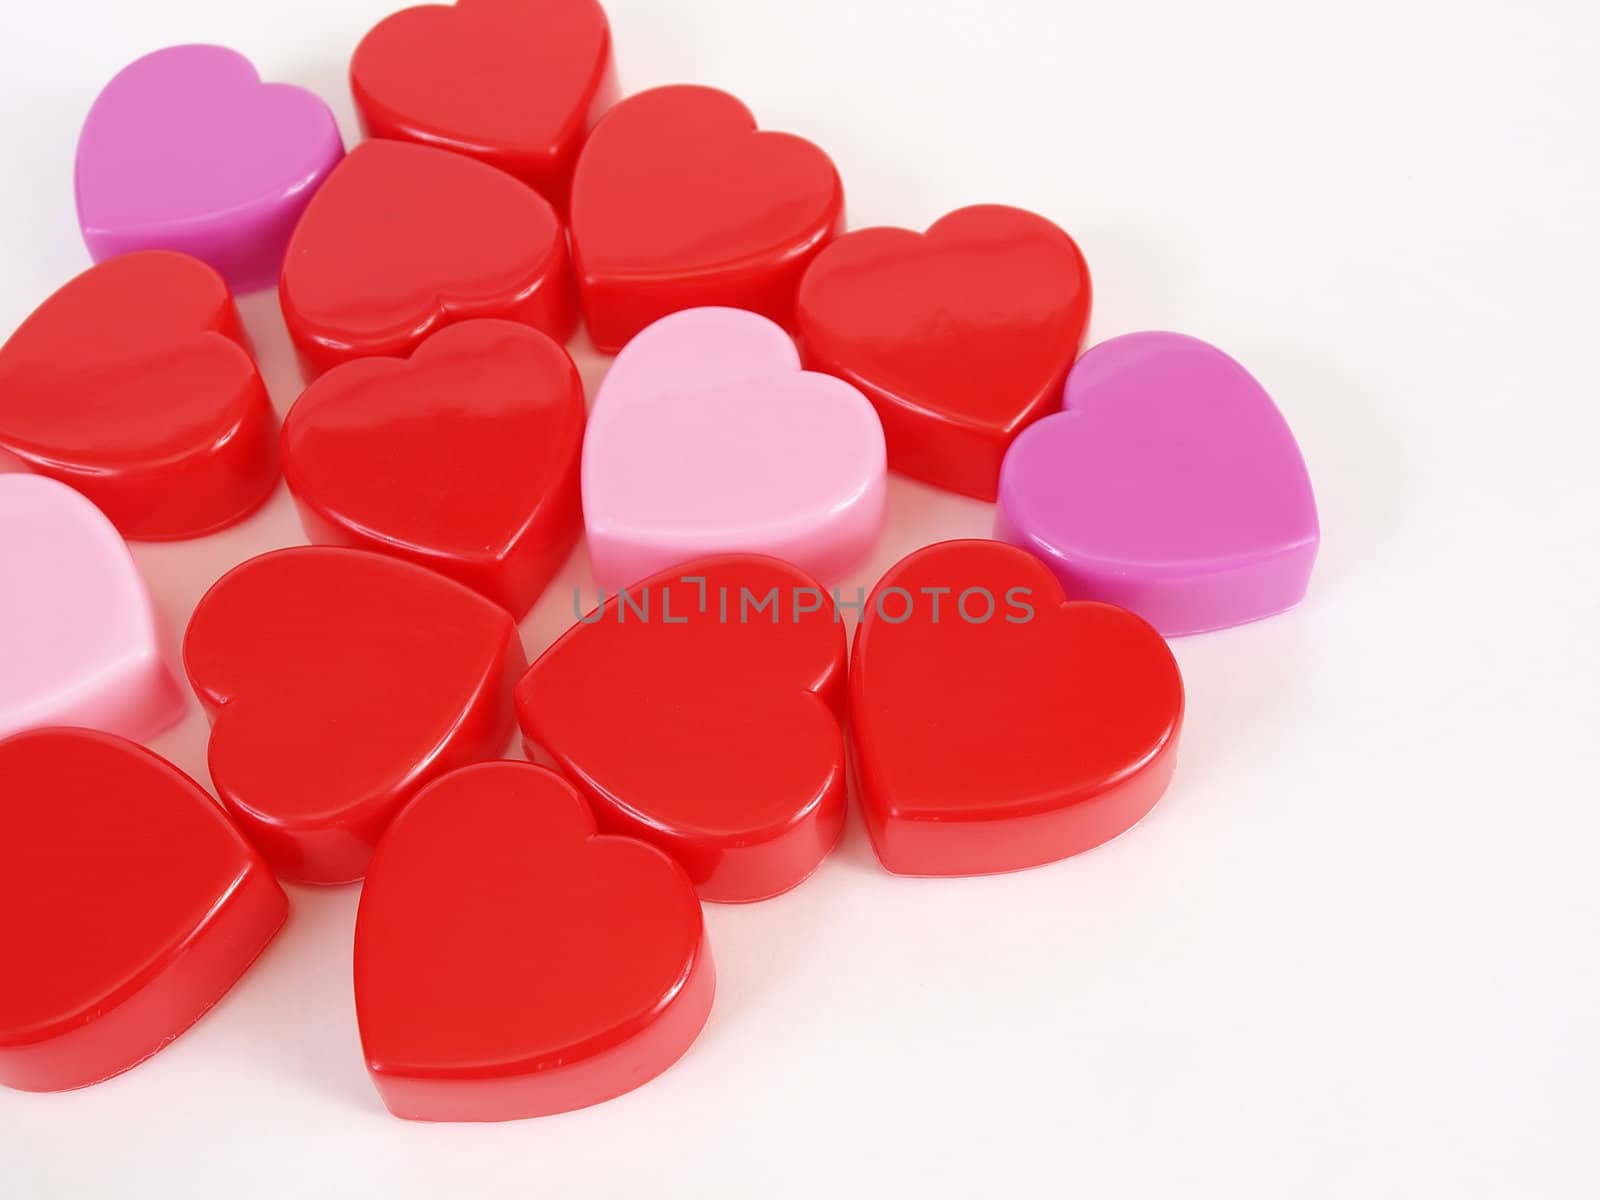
[517,556,847,902]
[350,0,615,208]
[0,251,277,539]
[0,729,286,1092]
[796,205,1091,500]
[569,85,844,353]
[355,760,713,1121]
[279,138,577,375]
[281,319,584,619]
[851,539,1183,876]
[183,546,526,885]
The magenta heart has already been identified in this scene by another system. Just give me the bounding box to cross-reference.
[75,44,344,292]
[995,331,1319,636]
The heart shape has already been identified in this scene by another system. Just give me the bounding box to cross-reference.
[0,475,182,742]
[518,555,847,902]
[355,761,713,1121]
[281,320,584,619]
[0,729,286,1092]
[183,546,526,884]
[995,331,1320,636]
[280,138,577,375]
[796,205,1091,500]
[582,307,885,590]
[75,44,344,292]
[570,85,844,353]
[851,539,1184,876]
[351,0,615,207]
[0,251,278,539]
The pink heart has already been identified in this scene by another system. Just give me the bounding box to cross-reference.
[0,475,182,742]
[74,44,344,292]
[582,308,886,590]
[995,331,1319,636]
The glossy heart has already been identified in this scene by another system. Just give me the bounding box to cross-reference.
[797,205,1091,500]
[282,320,584,619]
[996,331,1320,635]
[570,85,844,352]
[583,307,885,590]
[519,556,847,902]
[0,475,181,742]
[280,138,577,375]
[355,761,713,1121]
[0,729,286,1092]
[183,546,525,884]
[0,251,278,539]
[351,0,614,207]
[75,44,343,292]
[851,539,1184,876]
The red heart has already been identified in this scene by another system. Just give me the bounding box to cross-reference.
[850,539,1183,876]
[0,729,286,1092]
[281,320,584,619]
[0,251,277,539]
[183,546,526,885]
[796,205,1091,500]
[351,0,615,208]
[517,556,847,902]
[355,761,713,1121]
[280,138,577,375]
[570,85,844,353]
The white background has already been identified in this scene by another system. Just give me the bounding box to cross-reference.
[3,1,1598,1196]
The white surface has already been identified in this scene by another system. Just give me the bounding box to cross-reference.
[3,1,1598,1196]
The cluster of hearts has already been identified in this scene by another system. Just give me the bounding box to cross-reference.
[0,2,1321,1122]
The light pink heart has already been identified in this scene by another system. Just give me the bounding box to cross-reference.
[0,475,182,741]
[582,307,886,590]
